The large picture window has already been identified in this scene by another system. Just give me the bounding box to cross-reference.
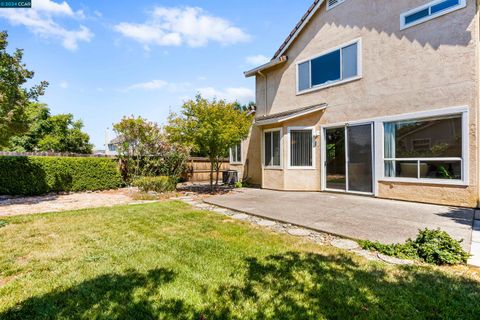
[383,114,464,181]
[289,128,314,168]
[297,39,360,93]
[264,129,281,167]
[230,143,242,164]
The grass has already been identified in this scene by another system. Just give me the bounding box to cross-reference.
[0,201,479,319]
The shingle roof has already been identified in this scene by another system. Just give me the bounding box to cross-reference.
[255,104,327,126]
[272,0,322,60]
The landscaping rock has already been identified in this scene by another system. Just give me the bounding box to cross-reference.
[377,253,414,265]
[231,213,249,220]
[256,219,277,227]
[330,239,360,250]
[352,249,380,261]
[195,204,212,210]
[212,208,231,215]
[287,228,311,236]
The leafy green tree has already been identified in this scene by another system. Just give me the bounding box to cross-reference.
[7,103,93,154]
[166,95,253,190]
[0,31,48,147]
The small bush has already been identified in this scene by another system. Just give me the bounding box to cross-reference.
[132,176,176,193]
[0,156,122,196]
[0,220,8,228]
[359,228,470,265]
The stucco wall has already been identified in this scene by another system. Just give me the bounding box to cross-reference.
[245,0,479,207]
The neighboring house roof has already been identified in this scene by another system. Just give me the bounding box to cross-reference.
[244,0,324,77]
[109,136,125,145]
[255,104,327,126]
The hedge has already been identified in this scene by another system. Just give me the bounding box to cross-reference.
[0,156,122,196]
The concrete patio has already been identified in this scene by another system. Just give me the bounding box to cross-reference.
[205,188,474,251]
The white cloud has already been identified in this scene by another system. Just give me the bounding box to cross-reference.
[246,54,270,66]
[197,87,254,104]
[0,0,93,50]
[59,81,69,89]
[126,79,190,93]
[114,6,250,48]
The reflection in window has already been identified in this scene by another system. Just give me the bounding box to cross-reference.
[230,143,242,163]
[264,130,281,167]
[297,41,359,92]
[384,114,463,180]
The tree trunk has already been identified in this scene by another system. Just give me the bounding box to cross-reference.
[214,158,220,190]
[209,158,215,192]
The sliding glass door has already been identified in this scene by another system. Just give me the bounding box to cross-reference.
[324,123,373,194]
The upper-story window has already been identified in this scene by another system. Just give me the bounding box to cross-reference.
[297,39,361,94]
[400,0,466,30]
[326,0,346,11]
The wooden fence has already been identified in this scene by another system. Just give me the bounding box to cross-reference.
[184,157,230,182]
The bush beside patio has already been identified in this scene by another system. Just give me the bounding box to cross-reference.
[0,156,122,196]
[0,201,479,319]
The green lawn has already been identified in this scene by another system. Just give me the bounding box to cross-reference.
[0,201,479,319]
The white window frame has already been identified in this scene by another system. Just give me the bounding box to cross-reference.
[229,142,242,164]
[326,0,346,11]
[287,126,316,170]
[400,0,467,30]
[296,38,362,96]
[262,128,283,169]
[380,107,469,186]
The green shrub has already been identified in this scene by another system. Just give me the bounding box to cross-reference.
[359,228,471,265]
[0,156,122,196]
[0,220,7,228]
[132,176,176,193]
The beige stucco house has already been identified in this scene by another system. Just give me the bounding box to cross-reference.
[230,0,480,207]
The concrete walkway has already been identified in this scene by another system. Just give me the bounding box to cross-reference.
[205,188,474,252]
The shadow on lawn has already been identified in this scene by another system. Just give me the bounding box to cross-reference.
[2,253,480,319]
[0,268,197,320]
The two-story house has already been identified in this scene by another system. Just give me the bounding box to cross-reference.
[231,0,478,207]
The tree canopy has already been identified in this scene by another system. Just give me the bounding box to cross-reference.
[166,95,253,189]
[0,31,48,146]
[7,103,93,153]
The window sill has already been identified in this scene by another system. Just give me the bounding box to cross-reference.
[297,75,362,96]
[264,166,283,170]
[287,166,316,170]
[379,178,468,187]
[230,162,243,165]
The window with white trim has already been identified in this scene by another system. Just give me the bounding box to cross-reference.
[230,143,242,164]
[297,40,359,93]
[383,114,464,181]
[327,0,346,10]
[289,129,314,167]
[400,0,466,30]
[264,129,281,167]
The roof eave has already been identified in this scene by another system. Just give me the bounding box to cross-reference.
[272,0,325,60]
[254,104,327,126]
[244,55,288,78]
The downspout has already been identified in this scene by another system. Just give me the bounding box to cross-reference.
[257,70,268,116]
[257,70,267,188]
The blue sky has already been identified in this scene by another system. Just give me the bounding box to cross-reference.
[0,0,312,149]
